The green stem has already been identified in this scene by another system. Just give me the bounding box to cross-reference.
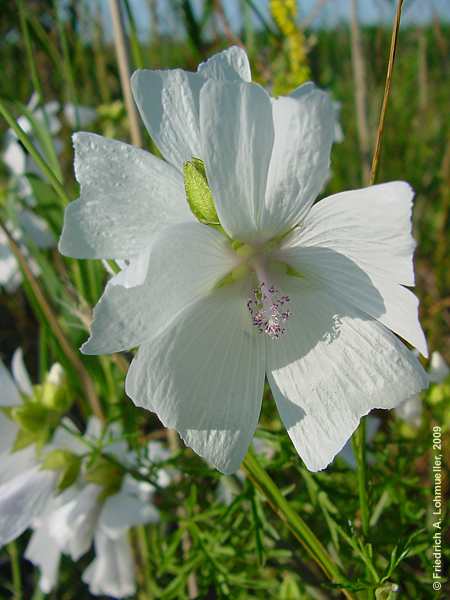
[242,451,354,599]
[136,526,153,599]
[7,542,22,600]
[17,0,41,97]
[0,99,69,204]
[352,418,370,537]
[123,0,145,69]
[53,0,80,128]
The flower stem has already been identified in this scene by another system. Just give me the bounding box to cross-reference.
[351,418,369,537]
[242,450,355,599]
[136,526,154,599]
[7,542,22,600]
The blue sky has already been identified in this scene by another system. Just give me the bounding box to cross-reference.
[99,0,450,40]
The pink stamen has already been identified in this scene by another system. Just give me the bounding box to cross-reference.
[247,264,291,339]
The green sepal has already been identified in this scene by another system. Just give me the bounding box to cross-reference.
[11,401,49,433]
[85,457,123,499]
[183,158,219,226]
[41,449,82,494]
[12,426,50,453]
[0,406,14,420]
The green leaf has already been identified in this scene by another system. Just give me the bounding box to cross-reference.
[183,158,219,225]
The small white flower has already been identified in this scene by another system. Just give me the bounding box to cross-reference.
[27,419,169,598]
[0,350,76,546]
[395,351,449,425]
[59,46,428,474]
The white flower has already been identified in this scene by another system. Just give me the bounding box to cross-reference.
[395,351,449,425]
[59,46,428,474]
[26,419,169,598]
[0,350,77,546]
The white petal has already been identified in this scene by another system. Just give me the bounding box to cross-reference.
[48,484,102,560]
[279,245,427,357]
[3,135,26,176]
[82,222,237,355]
[109,248,151,289]
[429,351,449,383]
[265,83,335,233]
[0,358,21,406]
[281,182,428,356]
[126,281,266,474]
[200,80,274,242]
[99,486,160,538]
[59,133,190,259]
[197,46,251,82]
[25,524,61,593]
[267,281,428,472]
[0,236,20,291]
[0,466,56,545]
[82,529,136,599]
[0,446,35,484]
[131,68,203,170]
[11,347,33,396]
[294,182,417,286]
[132,47,251,171]
[0,413,18,455]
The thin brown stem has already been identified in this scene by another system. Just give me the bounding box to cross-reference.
[109,0,143,147]
[369,0,404,185]
[0,224,104,422]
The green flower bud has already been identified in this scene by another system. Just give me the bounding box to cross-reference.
[40,364,72,412]
[183,158,220,226]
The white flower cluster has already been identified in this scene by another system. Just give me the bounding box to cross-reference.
[0,350,170,599]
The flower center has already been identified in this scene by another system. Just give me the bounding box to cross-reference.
[246,261,291,340]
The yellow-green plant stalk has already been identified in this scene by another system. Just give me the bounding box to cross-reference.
[270,0,310,95]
